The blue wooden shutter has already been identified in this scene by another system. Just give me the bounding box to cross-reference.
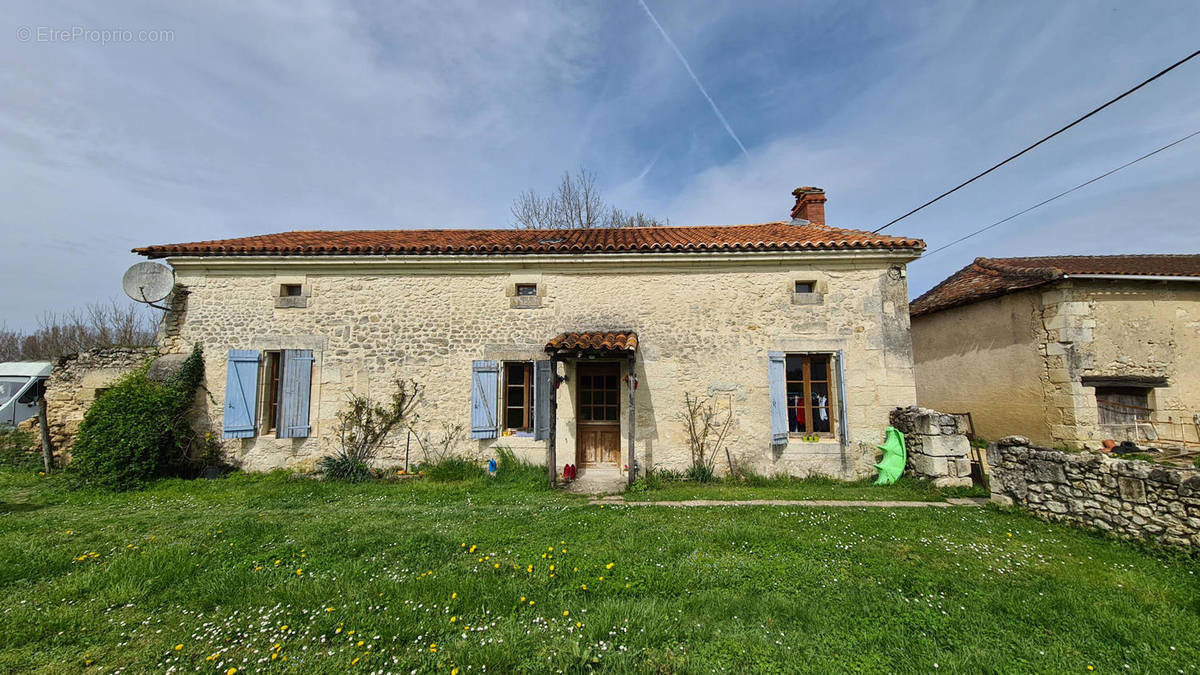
[533,360,552,441]
[835,350,849,446]
[222,349,260,439]
[768,351,787,446]
[277,349,314,439]
[470,360,499,439]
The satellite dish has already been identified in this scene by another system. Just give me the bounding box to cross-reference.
[122,261,175,307]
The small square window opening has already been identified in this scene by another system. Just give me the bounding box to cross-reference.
[515,283,538,297]
[794,281,815,294]
[281,284,303,297]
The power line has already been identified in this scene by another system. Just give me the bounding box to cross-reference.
[920,129,1200,259]
[874,48,1200,233]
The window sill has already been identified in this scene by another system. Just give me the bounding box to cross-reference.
[274,296,308,309]
[791,292,824,306]
[509,296,543,309]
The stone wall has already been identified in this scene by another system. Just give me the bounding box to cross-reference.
[889,406,973,487]
[161,252,920,477]
[44,347,157,458]
[988,436,1200,548]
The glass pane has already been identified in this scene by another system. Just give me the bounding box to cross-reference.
[507,364,525,384]
[606,391,617,405]
[785,356,804,381]
[813,407,831,433]
[516,284,537,296]
[0,377,28,404]
[605,375,617,390]
[506,408,524,429]
[580,375,592,389]
[581,391,592,406]
[810,355,829,381]
[606,406,619,421]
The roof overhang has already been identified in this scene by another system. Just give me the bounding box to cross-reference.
[1063,274,1200,283]
[161,248,925,275]
[545,332,637,359]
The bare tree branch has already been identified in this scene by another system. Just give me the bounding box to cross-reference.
[511,167,669,230]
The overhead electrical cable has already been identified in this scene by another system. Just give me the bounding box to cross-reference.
[920,129,1200,258]
[874,48,1200,233]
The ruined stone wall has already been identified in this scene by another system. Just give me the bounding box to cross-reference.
[988,437,1200,548]
[162,254,919,477]
[1037,280,1200,449]
[44,347,157,457]
[889,406,973,487]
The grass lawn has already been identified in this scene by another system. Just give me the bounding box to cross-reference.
[1,467,1198,674]
[624,474,990,503]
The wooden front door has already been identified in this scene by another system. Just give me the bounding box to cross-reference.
[576,364,621,466]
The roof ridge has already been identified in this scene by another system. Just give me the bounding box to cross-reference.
[974,256,1062,279]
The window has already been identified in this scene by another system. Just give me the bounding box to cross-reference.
[504,362,533,430]
[281,284,302,297]
[794,281,815,294]
[0,377,28,405]
[1096,387,1151,426]
[785,354,834,434]
[261,351,283,433]
[515,283,538,297]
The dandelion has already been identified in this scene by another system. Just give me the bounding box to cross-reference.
[451,592,457,599]
[357,640,364,646]
[352,657,360,665]
[275,559,282,565]
[576,621,582,628]
[450,617,457,623]
[520,596,526,602]
[469,545,477,553]
[581,584,587,590]
[452,669,459,675]
[326,607,335,612]
[549,565,555,571]
[296,569,303,575]
[430,643,438,653]
[527,564,533,573]
[529,600,535,606]
[174,644,183,651]
[494,563,500,569]
[563,610,569,616]
[227,669,238,675]
[281,625,288,631]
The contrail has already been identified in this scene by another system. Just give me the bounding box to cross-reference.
[637,0,750,159]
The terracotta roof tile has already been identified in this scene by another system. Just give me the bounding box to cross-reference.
[545,332,637,353]
[133,222,923,258]
[911,254,1200,317]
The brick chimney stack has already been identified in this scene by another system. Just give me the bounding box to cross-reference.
[790,186,826,227]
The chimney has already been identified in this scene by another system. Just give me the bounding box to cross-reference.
[790,186,826,227]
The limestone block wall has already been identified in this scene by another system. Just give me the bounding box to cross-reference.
[160,253,919,478]
[1037,281,1200,449]
[44,347,157,457]
[888,406,973,487]
[988,437,1200,548]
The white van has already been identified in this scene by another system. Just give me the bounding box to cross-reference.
[0,361,52,427]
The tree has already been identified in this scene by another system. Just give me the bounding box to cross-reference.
[510,168,668,230]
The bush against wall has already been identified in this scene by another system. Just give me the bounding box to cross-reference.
[69,345,204,490]
[319,379,421,482]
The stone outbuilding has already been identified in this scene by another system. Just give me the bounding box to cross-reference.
[133,188,925,482]
[910,255,1200,450]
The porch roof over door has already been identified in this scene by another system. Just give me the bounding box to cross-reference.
[544,331,638,358]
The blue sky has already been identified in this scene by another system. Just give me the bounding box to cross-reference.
[3,1,1199,328]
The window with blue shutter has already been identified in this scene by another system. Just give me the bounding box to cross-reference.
[470,360,499,439]
[768,351,787,446]
[277,349,314,439]
[223,350,260,439]
[533,360,552,441]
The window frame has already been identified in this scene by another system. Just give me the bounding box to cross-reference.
[794,280,815,294]
[784,353,837,438]
[260,351,283,435]
[503,361,534,432]
[280,284,303,297]
[515,283,538,297]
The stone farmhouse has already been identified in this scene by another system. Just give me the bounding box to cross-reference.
[910,255,1200,450]
[134,188,925,483]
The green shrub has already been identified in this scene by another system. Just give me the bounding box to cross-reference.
[493,447,545,487]
[69,345,204,491]
[425,457,485,482]
[0,427,39,471]
[317,453,371,483]
[684,461,716,483]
